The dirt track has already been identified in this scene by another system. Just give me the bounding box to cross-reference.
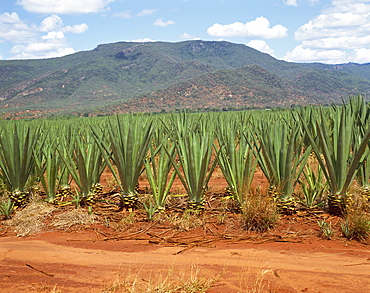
[1,229,370,293]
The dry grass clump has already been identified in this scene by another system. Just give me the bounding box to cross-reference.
[34,283,63,293]
[52,208,98,230]
[340,193,370,241]
[341,211,370,241]
[241,194,280,232]
[112,212,136,231]
[5,199,55,237]
[159,211,204,231]
[238,267,274,293]
[101,265,222,293]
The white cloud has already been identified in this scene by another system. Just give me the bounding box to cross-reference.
[63,23,88,34]
[17,0,114,14]
[295,12,369,41]
[352,48,370,63]
[325,0,370,14]
[302,35,370,50]
[284,0,298,6]
[207,17,288,39]
[246,40,275,56]
[39,15,63,32]
[153,18,176,27]
[42,31,65,40]
[283,0,320,6]
[284,45,347,63]
[179,32,199,40]
[287,0,370,63]
[0,12,22,24]
[137,9,158,17]
[10,42,75,59]
[0,12,36,43]
[131,38,157,42]
[0,12,88,59]
[39,15,88,34]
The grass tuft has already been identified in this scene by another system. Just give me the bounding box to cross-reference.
[241,194,280,232]
[101,265,223,293]
[238,267,274,293]
[341,193,370,241]
[341,211,370,241]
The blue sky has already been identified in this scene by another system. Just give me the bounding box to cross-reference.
[1,0,370,64]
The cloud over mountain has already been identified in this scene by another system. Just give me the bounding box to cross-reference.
[207,17,288,39]
[0,12,88,59]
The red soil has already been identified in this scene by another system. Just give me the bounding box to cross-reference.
[1,171,370,293]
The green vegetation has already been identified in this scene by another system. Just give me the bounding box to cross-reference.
[1,40,370,117]
[297,163,327,208]
[317,220,334,240]
[216,120,256,205]
[94,115,153,209]
[166,114,217,210]
[144,133,176,210]
[0,96,370,243]
[0,198,15,219]
[0,124,41,204]
[300,98,370,214]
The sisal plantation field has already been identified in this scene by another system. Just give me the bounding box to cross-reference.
[1,96,370,292]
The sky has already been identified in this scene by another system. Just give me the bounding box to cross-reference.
[1,0,370,64]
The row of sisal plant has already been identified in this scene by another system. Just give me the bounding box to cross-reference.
[0,96,369,216]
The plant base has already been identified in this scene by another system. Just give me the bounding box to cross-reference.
[120,192,139,210]
[327,193,344,216]
[187,201,205,212]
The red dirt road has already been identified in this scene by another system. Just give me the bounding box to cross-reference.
[1,229,370,293]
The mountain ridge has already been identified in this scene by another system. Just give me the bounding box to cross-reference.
[0,40,369,117]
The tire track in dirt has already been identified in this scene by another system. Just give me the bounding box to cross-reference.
[1,235,369,292]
